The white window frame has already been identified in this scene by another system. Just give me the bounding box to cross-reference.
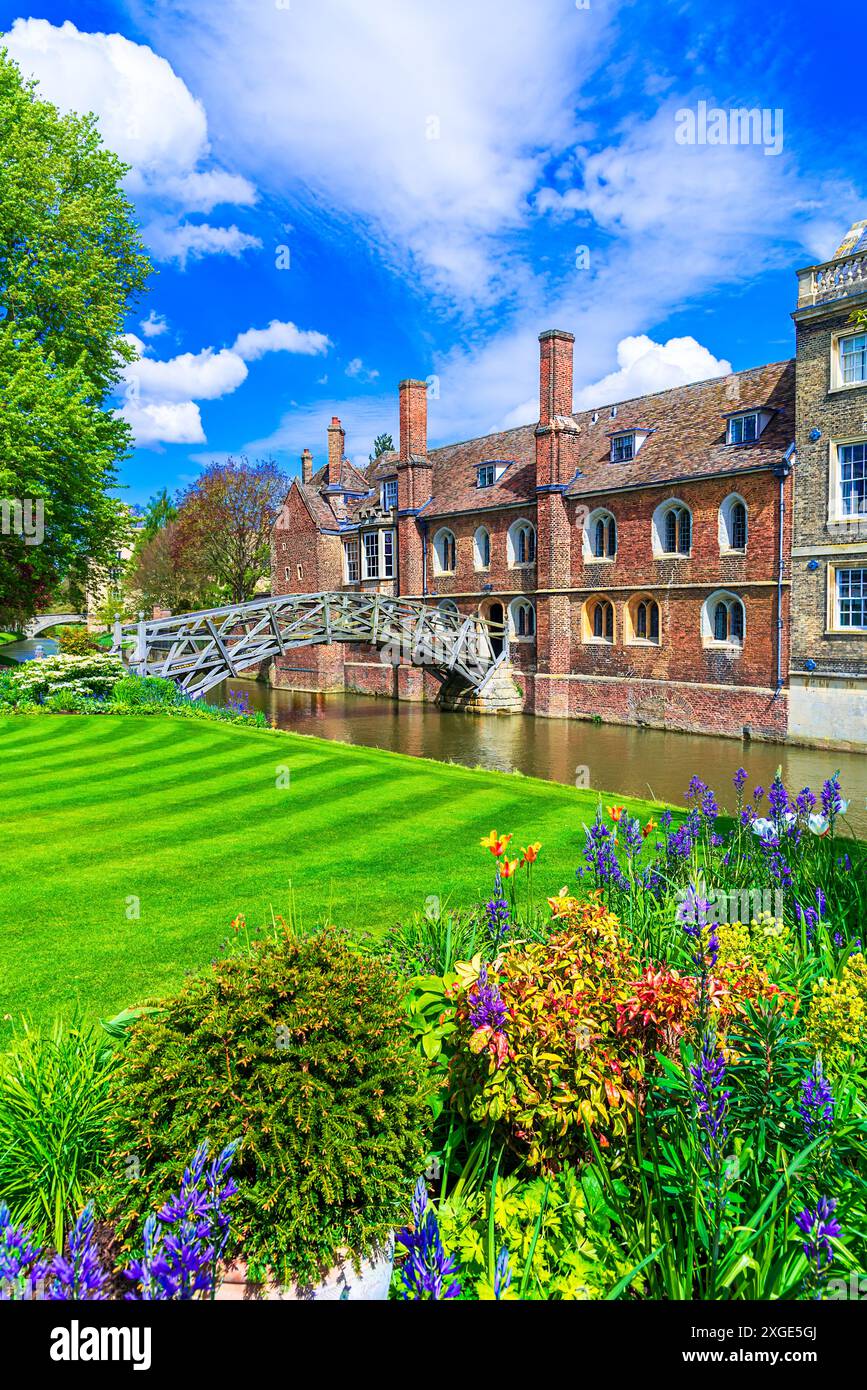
[719,493,748,553]
[828,437,867,524]
[509,598,536,641]
[583,508,617,562]
[381,479,398,510]
[477,464,496,488]
[507,518,536,568]
[343,542,359,583]
[830,565,867,632]
[727,412,759,446]
[473,525,491,571]
[360,528,395,580]
[701,590,745,649]
[652,498,692,558]
[831,330,867,392]
[610,432,635,463]
[432,527,457,575]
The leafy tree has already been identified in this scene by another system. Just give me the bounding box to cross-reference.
[175,458,288,604]
[369,433,394,463]
[0,49,151,628]
[140,489,178,545]
[130,519,210,614]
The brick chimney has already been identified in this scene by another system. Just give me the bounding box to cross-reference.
[396,379,431,597]
[538,329,574,427]
[327,417,344,487]
[301,448,313,485]
[399,379,428,461]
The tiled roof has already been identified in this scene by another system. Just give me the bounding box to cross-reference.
[421,359,795,515]
[564,359,795,499]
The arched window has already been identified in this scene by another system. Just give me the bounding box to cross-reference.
[625,594,661,645]
[508,519,536,567]
[719,494,748,552]
[473,526,491,570]
[585,597,614,643]
[703,591,745,647]
[438,599,460,618]
[509,598,536,640]
[433,528,457,574]
[653,500,692,557]
[586,509,617,561]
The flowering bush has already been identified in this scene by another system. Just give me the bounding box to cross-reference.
[806,953,867,1074]
[12,653,125,701]
[449,895,643,1169]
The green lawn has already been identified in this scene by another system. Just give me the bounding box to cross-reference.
[0,714,670,1035]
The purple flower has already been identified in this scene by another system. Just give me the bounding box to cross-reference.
[622,815,644,859]
[834,932,844,948]
[689,1035,730,1164]
[700,788,719,822]
[125,1141,238,1301]
[397,1178,461,1301]
[815,887,827,918]
[799,1059,834,1144]
[45,1205,107,1301]
[795,1196,840,1290]
[686,775,707,803]
[468,965,508,1034]
[821,775,844,820]
[753,786,765,802]
[582,813,628,890]
[733,767,748,792]
[485,873,512,944]
[768,774,789,822]
[493,1247,512,1300]
[225,689,251,717]
[796,787,817,817]
[0,1204,45,1300]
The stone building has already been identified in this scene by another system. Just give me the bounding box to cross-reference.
[272,340,798,740]
[789,221,867,749]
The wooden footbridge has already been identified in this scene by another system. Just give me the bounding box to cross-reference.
[112,592,509,702]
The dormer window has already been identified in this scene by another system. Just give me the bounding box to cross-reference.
[611,432,635,463]
[477,464,496,488]
[381,479,398,509]
[609,427,651,463]
[725,408,773,445]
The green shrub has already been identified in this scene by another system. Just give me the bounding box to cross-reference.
[97,929,431,1284]
[0,669,24,708]
[0,1020,119,1251]
[14,653,125,702]
[109,674,185,709]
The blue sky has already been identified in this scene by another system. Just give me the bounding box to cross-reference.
[2,0,865,506]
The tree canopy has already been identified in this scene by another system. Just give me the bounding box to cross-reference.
[0,49,151,626]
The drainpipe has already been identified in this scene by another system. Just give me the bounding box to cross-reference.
[772,443,798,697]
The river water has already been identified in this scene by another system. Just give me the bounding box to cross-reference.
[215,679,867,837]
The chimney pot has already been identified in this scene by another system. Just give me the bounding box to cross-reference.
[327,417,345,486]
[398,379,428,462]
[301,448,313,485]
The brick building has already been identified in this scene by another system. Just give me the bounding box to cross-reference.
[272,332,800,739]
[789,220,867,749]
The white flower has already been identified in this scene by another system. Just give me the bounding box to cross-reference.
[808,813,830,836]
[751,818,777,843]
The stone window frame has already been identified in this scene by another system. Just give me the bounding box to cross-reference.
[507,518,537,569]
[473,525,491,571]
[719,493,749,553]
[582,507,618,563]
[624,593,662,646]
[826,563,867,635]
[652,497,693,558]
[432,526,457,575]
[508,597,536,642]
[830,328,867,393]
[581,595,616,645]
[828,435,867,525]
[701,590,745,652]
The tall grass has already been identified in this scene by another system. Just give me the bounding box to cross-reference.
[0,1020,118,1251]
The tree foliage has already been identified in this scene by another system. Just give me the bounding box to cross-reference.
[0,49,150,627]
[174,457,288,604]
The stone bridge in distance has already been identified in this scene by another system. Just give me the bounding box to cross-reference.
[113,591,520,708]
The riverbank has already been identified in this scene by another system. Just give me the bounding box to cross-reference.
[0,713,671,1032]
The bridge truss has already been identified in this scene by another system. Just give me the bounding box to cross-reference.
[114,591,509,702]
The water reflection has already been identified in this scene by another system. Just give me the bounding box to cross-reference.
[1,638,59,662]
[216,679,867,836]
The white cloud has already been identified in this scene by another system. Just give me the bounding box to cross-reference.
[129,0,613,303]
[119,317,331,447]
[232,321,331,362]
[140,310,169,339]
[3,18,258,266]
[573,336,732,410]
[345,357,379,382]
